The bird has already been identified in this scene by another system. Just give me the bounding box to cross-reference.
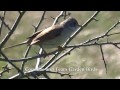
[3,17,80,51]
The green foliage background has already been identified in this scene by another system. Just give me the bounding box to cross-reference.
[1,11,120,79]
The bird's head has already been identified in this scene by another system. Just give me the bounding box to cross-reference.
[60,17,80,31]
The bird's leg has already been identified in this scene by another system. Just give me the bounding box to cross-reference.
[35,48,43,69]
[57,46,65,52]
[39,45,47,57]
[35,46,48,69]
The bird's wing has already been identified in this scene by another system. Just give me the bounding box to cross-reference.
[26,30,43,44]
[30,25,64,45]
[27,30,42,39]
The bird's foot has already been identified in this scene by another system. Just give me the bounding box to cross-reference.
[57,46,65,52]
[42,51,48,58]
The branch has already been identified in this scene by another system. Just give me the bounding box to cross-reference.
[81,20,120,45]
[0,50,58,62]
[52,11,64,26]
[45,71,73,78]
[65,42,120,48]
[9,68,73,79]
[100,45,107,73]
[0,11,26,49]
[0,14,11,31]
[105,20,120,35]
[0,64,12,78]
[0,50,25,76]
[0,11,6,36]
[113,44,120,49]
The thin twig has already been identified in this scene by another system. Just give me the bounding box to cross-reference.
[21,46,32,71]
[100,45,107,73]
[52,11,64,26]
[0,50,58,62]
[0,11,26,49]
[105,20,120,35]
[114,44,120,50]
[0,11,6,36]
[0,50,24,76]
[46,71,73,78]
[0,14,11,31]
[0,65,13,78]
[77,21,120,46]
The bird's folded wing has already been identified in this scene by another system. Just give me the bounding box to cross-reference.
[26,30,43,44]
[27,30,42,39]
[30,25,64,45]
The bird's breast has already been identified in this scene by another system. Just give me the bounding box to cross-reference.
[41,28,75,48]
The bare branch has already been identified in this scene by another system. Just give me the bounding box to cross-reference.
[0,14,11,31]
[0,50,25,76]
[113,44,120,49]
[0,65,12,78]
[105,20,120,35]
[52,11,64,26]
[0,11,6,36]
[45,71,73,78]
[100,45,107,73]
[0,11,26,49]
[0,50,58,62]
[78,21,120,46]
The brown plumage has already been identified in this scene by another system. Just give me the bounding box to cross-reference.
[29,25,63,45]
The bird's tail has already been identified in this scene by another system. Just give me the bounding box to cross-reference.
[3,41,28,50]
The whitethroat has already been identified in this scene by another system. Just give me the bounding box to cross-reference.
[3,17,80,51]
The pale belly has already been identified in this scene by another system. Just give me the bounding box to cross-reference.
[41,35,68,48]
[41,29,74,48]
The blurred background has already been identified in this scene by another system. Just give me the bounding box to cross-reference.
[0,11,120,79]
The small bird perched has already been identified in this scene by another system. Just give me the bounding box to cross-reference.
[4,17,80,51]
